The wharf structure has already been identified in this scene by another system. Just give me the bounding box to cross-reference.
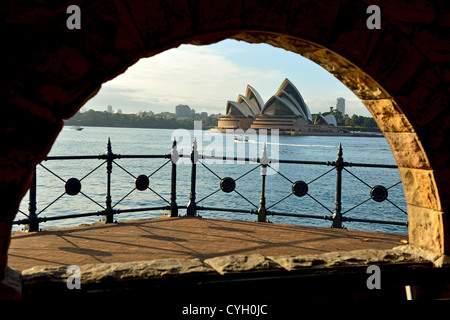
[215,79,341,135]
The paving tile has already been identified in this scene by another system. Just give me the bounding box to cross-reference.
[8,217,408,271]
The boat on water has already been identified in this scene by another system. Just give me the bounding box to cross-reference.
[70,126,84,131]
[233,135,248,142]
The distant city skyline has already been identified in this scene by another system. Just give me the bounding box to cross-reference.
[82,39,372,118]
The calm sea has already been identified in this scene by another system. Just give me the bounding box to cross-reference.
[15,126,408,234]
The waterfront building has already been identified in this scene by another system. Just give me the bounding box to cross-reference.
[175,104,192,120]
[216,78,339,135]
[336,97,345,116]
[216,84,264,131]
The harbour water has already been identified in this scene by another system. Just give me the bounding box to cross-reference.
[15,126,408,234]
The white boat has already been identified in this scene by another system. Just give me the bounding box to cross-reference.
[233,135,248,142]
[70,126,84,131]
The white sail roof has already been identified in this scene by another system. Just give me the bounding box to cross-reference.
[261,95,302,117]
[225,84,264,118]
[223,79,313,122]
[324,114,337,126]
[274,78,312,122]
[316,113,337,126]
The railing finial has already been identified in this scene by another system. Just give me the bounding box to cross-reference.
[332,143,344,228]
[191,137,199,164]
[260,143,269,176]
[107,137,112,155]
[171,138,179,164]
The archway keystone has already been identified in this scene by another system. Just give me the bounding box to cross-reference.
[1,1,449,282]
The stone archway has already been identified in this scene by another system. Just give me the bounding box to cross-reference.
[1,0,449,280]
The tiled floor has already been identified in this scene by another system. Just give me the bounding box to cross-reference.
[8,216,408,270]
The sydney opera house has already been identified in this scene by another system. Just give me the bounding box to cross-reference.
[215,78,340,135]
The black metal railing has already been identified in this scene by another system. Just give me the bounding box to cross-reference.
[14,138,408,231]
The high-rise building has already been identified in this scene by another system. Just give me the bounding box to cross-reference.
[216,78,339,134]
[336,98,345,116]
[107,105,113,113]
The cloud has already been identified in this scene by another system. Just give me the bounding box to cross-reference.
[83,41,370,117]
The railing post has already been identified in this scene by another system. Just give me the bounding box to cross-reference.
[332,143,344,228]
[103,138,114,223]
[168,139,178,217]
[258,143,269,222]
[186,138,198,216]
[25,167,39,232]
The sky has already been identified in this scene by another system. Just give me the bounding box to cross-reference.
[82,39,371,117]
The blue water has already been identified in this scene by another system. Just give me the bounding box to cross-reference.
[15,126,408,234]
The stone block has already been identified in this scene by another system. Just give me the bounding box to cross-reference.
[195,0,243,32]
[22,258,217,287]
[413,27,450,63]
[2,92,62,166]
[362,99,414,133]
[269,247,432,271]
[80,258,216,282]
[398,167,440,210]
[242,0,292,33]
[229,34,391,102]
[287,0,340,42]
[362,24,425,95]
[434,166,450,213]
[70,0,145,78]
[383,132,431,169]
[2,3,101,116]
[3,1,145,117]
[407,205,445,255]
[437,6,450,26]
[125,0,192,50]
[382,0,435,24]
[0,267,21,300]
[298,46,391,100]
[327,0,385,64]
[415,108,450,169]
[0,163,34,224]
[396,64,448,130]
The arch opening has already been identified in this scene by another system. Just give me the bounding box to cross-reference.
[32,31,441,251]
[54,39,408,235]
[2,1,449,285]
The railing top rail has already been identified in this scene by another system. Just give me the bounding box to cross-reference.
[44,152,398,170]
[45,154,172,161]
[192,154,398,169]
[18,138,406,232]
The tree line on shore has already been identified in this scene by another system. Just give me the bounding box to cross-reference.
[65,109,380,131]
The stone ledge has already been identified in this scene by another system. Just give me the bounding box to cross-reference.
[0,267,21,300]
[269,245,437,271]
[4,245,447,301]
[204,253,285,275]
[22,257,216,286]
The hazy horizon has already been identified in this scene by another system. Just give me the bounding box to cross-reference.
[82,39,372,118]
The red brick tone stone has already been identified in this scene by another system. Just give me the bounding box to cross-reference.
[0,0,449,281]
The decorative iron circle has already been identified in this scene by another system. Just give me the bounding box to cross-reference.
[65,178,81,196]
[135,175,150,191]
[292,181,308,197]
[371,185,388,202]
[220,177,236,193]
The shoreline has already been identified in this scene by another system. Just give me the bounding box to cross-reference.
[210,128,383,138]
